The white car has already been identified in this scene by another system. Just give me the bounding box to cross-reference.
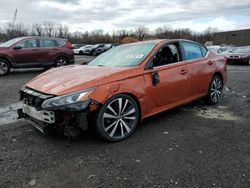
[73,45,93,55]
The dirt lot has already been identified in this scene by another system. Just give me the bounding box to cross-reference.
[0,56,249,187]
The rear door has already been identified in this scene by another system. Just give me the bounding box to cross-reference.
[143,42,190,109]
[39,38,63,64]
[180,41,214,97]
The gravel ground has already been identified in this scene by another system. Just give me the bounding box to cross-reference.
[0,58,249,188]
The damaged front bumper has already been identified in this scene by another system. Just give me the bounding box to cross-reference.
[17,87,98,137]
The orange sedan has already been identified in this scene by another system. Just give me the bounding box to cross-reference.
[18,39,227,141]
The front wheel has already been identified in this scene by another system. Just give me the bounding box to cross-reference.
[54,57,68,67]
[96,94,140,142]
[205,75,223,105]
[0,59,11,76]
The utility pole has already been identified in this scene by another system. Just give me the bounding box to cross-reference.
[12,9,17,27]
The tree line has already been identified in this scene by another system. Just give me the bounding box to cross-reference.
[0,22,216,44]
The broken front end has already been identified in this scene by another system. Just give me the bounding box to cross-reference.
[17,87,98,137]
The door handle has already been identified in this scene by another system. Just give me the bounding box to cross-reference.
[207,61,214,65]
[180,69,188,75]
[52,48,58,51]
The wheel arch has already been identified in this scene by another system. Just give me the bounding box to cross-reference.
[119,92,142,121]
[0,56,13,68]
[91,91,142,122]
[54,54,70,64]
[212,72,224,86]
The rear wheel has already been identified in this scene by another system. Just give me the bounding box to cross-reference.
[205,75,223,105]
[0,59,11,76]
[79,51,84,55]
[96,94,140,142]
[54,57,68,67]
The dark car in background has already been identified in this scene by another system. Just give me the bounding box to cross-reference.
[93,44,113,55]
[226,46,250,65]
[0,36,74,76]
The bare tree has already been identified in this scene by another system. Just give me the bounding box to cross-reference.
[5,22,30,39]
[43,21,55,37]
[32,23,43,36]
[134,26,149,40]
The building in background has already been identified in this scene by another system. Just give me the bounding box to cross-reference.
[213,29,250,46]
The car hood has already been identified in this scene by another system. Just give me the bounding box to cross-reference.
[25,65,137,96]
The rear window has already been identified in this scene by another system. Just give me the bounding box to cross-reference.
[182,42,203,60]
[40,39,57,48]
[55,40,66,46]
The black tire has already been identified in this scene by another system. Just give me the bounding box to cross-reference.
[0,59,11,76]
[96,94,140,142]
[205,75,223,105]
[54,57,69,67]
[79,51,84,55]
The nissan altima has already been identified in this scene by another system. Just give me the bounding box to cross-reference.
[18,39,227,141]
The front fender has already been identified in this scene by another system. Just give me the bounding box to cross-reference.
[89,77,147,116]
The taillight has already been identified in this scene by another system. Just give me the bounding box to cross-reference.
[67,42,74,49]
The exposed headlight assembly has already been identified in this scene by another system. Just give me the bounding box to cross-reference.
[42,88,96,111]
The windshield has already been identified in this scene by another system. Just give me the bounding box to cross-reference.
[88,43,157,67]
[0,37,26,47]
[232,47,250,53]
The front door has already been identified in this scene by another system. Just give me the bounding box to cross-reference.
[12,39,41,66]
[143,43,190,111]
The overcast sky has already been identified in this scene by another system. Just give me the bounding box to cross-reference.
[0,0,250,33]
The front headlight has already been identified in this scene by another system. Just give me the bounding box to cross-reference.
[42,88,96,111]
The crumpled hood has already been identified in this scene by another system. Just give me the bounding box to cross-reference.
[25,65,135,95]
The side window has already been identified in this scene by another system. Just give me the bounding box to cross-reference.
[200,46,208,57]
[182,42,203,60]
[40,39,56,48]
[55,39,65,46]
[153,44,179,67]
[18,39,38,48]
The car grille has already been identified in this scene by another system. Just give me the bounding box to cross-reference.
[20,87,53,108]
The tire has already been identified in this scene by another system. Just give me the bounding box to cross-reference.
[54,57,68,67]
[79,51,84,55]
[96,94,140,142]
[0,59,11,76]
[205,75,223,105]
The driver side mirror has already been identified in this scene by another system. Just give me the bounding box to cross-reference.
[14,45,22,50]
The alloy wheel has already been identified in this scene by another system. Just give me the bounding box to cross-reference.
[0,61,9,75]
[210,77,223,103]
[101,96,138,140]
[55,58,67,67]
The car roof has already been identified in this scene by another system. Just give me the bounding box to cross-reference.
[122,39,204,46]
[19,36,67,40]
